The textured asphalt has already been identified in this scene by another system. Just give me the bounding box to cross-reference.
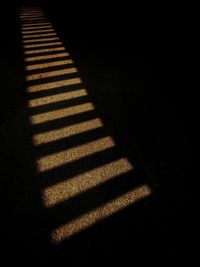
[0,4,185,263]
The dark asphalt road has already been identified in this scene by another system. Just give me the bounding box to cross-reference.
[0,2,186,264]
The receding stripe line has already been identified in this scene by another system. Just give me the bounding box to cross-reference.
[20,10,43,12]
[20,15,45,17]
[22,29,55,34]
[20,12,44,15]
[21,17,48,21]
[20,9,42,11]
[30,102,94,125]
[25,52,70,62]
[24,42,63,49]
[23,37,59,43]
[20,16,46,20]
[26,59,73,70]
[28,88,87,108]
[37,136,115,172]
[43,158,134,207]
[51,185,151,242]
[33,117,102,145]
[22,25,53,30]
[24,47,65,55]
[21,20,49,24]
[20,15,45,18]
[21,22,51,27]
[27,77,81,92]
[20,9,43,14]
[22,32,57,39]
[26,67,76,81]
[21,23,51,28]
[20,12,44,14]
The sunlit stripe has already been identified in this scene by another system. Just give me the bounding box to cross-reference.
[25,52,70,62]
[21,14,43,15]
[37,136,115,172]
[22,33,57,39]
[20,11,44,12]
[20,11,43,14]
[24,47,66,55]
[24,47,65,55]
[27,77,81,92]
[21,18,46,21]
[24,42,62,49]
[20,12,44,14]
[20,9,42,11]
[22,24,50,28]
[20,10,43,12]
[22,32,57,39]
[20,8,42,11]
[21,17,48,21]
[22,23,51,28]
[23,37,60,44]
[20,10,42,12]
[51,185,151,242]
[21,20,49,24]
[43,158,134,207]
[20,12,44,15]
[22,29,55,34]
[26,67,77,81]
[20,14,45,16]
[28,88,87,107]
[20,16,46,20]
[21,24,54,32]
[30,102,94,125]
[22,23,52,27]
[33,117,102,145]
[20,14,45,18]
[26,59,73,70]
[22,25,53,31]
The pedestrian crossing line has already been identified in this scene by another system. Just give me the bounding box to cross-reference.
[51,184,151,243]
[25,59,74,70]
[20,7,153,243]
[24,41,63,49]
[33,117,103,145]
[27,77,81,92]
[25,52,70,62]
[26,67,77,81]
[30,102,95,125]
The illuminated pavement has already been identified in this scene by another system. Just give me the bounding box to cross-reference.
[20,7,152,244]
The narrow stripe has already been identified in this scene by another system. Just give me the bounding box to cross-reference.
[22,32,57,39]
[28,89,87,108]
[33,117,102,145]
[26,67,76,81]
[51,185,151,242]
[25,52,70,62]
[37,136,115,172]
[24,47,65,55]
[26,59,73,70]
[24,42,62,49]
[23,37,60,43]
[43,158,133,207]
[22,29,55,34]
[30,102,94,125]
